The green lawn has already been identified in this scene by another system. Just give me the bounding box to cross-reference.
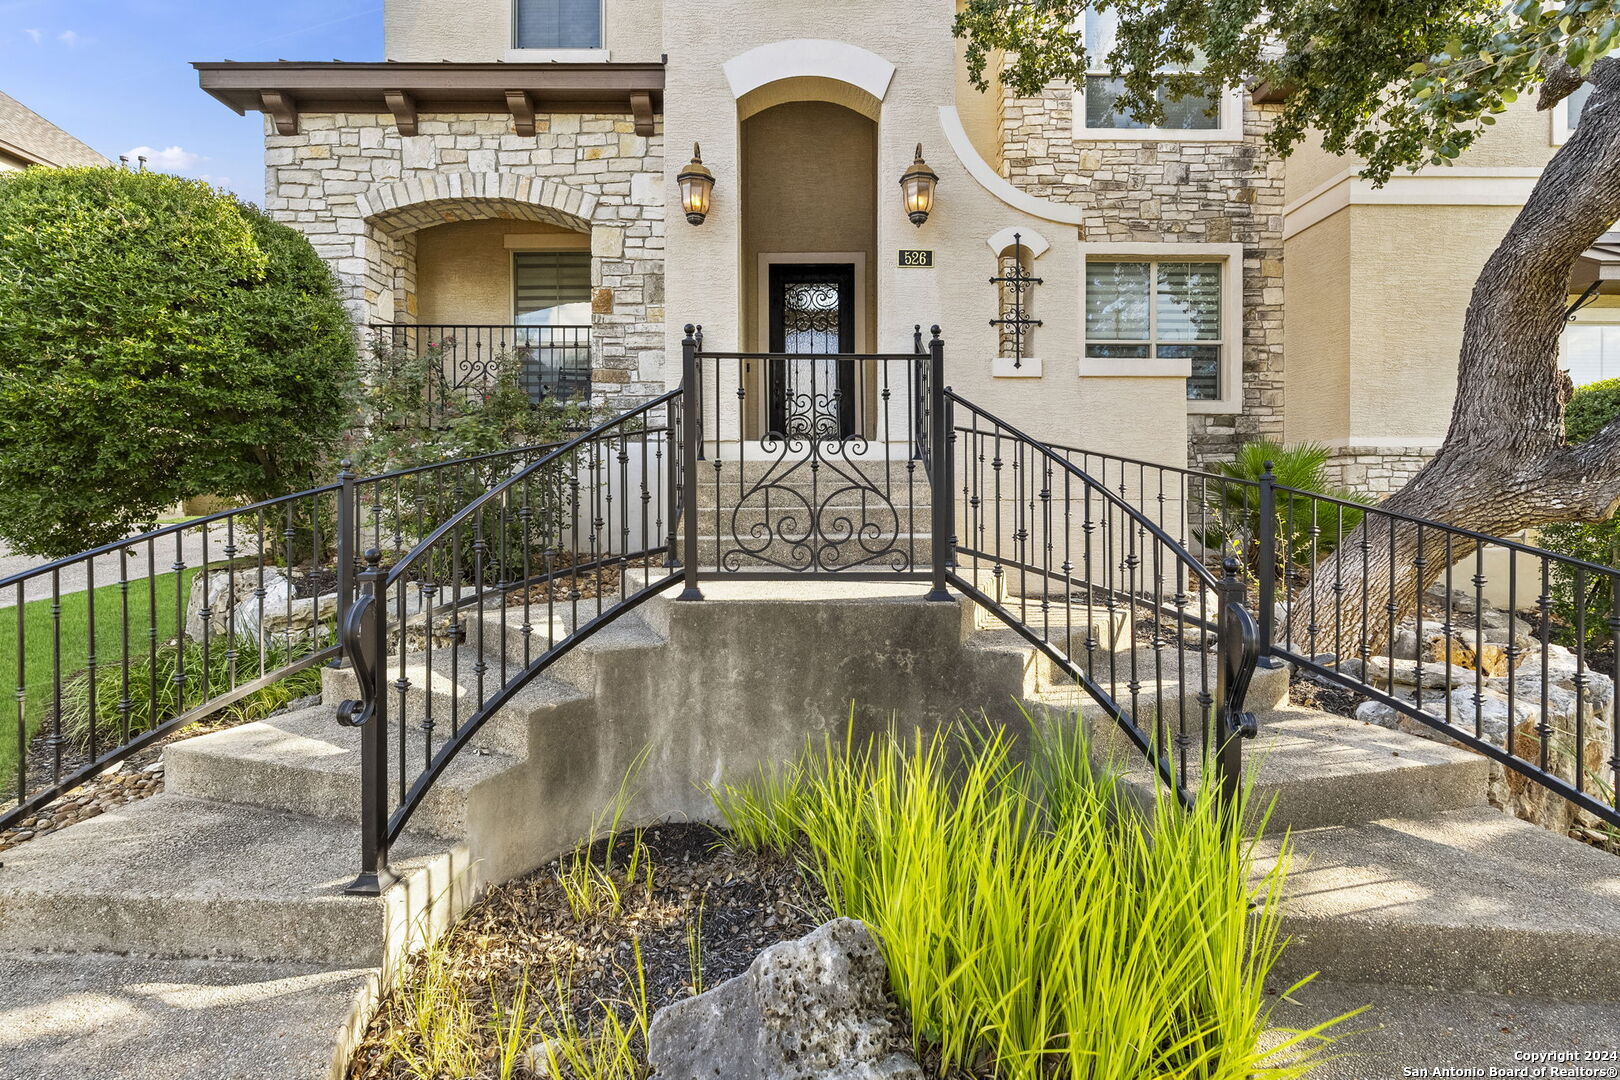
[0,567,198,797]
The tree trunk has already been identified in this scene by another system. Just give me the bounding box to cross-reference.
[1296,59,1620,658]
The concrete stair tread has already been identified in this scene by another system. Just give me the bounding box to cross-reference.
[0,794,441,904]
[0,951,370,1080]
[1117,703,1490,828]
[1258,805,1620,996]
[163,703,524,835]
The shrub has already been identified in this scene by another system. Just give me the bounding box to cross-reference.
[709,712,1351,1079]
[1196,441,1368,576]
[0,168,356,557]
[1539,378,1620,650]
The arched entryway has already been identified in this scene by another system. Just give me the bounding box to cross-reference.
[738,93,879,440]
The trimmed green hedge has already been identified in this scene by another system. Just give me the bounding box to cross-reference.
[0,168,356,557]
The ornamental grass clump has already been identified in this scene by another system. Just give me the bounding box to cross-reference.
[709,710,1351,1080]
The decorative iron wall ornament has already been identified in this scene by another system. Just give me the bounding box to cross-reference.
[990,233,1042,369]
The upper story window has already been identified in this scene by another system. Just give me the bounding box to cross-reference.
[1076,10,1240,140]
[1085,259,1224,400]
[514,0,602,50]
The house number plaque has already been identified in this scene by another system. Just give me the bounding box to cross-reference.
[897,249,935,268]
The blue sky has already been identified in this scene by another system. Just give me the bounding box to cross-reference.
[1,0,384,203]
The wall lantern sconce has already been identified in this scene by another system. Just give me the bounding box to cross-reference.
[677,143,715,226]
[899,143,939,227]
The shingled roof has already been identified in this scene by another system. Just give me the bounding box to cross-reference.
[0,90,110,168]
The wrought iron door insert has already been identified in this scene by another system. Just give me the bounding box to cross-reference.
[767,264,856,440]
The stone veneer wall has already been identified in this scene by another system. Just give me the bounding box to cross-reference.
[1323,447,1435,498]
[997,86,1285,468]
[262,111,665,414]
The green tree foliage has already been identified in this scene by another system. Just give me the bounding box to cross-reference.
[1539,378,1620,649]
[956,0,1620,185]
[0,167,356,558]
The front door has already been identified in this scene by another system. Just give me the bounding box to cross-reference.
[767,263,856,440]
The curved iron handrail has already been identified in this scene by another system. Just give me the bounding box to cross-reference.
[946,392,1221,591]
[337,392,685,888]
[944,392,1258,804]
[380,392,677,590]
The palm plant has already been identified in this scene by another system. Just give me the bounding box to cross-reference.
[1195,441,1370,579]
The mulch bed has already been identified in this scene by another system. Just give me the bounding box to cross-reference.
[348,823,828,1080]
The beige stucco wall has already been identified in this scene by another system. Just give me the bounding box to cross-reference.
[414,218,588,324]
[1284,199,1522,491]
[1283,98,1557,204]
[740,101,878,351]
[1281,210,1350,444]
[385,0,662,61]
[661,0,1189,472]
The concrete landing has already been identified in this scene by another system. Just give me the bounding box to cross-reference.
[1272,978,1620,1078]
[0,952,369,1080]
[1258,805,1620,998]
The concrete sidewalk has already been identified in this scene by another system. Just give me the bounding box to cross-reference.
[0,522,248,608]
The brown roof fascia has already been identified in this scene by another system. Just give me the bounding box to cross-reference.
[193,61,665,135]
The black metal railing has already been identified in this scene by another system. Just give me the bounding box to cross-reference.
[0,442,565,832]
[337,394,682,892]
[685,326,932,578]
[369,324,592,426]
[945,396,1258,802]
[1043,446,1620,833]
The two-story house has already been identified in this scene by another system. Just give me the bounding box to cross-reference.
[193,0,1600,491]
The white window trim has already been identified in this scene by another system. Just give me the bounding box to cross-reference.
[510,0,606,54]
[1078,241,1243,415]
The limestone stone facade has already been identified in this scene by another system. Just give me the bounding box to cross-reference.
[262,110,665,414]
[998,85,1286,468]
[1323,447,1436,496]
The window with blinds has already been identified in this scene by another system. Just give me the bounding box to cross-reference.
[514,0,602,49]
[1085,259,1223,399]
[513,251,592,325]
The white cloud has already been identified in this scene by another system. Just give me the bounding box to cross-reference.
[56,29,78,46]
[22,28,40,44]
[125,145,203,173]
[197,174,234,190]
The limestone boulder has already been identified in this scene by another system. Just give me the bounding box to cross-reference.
[647,917,922,1080]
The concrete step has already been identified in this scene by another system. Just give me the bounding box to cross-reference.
[163,703,524,838]
[322,647,591,757]
[1119,702,1490,829]
[0,952,371,1080]
[1256,805,1620,999]
[453,604,668,687]
[0,794,459,966]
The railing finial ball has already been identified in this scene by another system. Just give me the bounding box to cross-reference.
[364,548,382,567]
[1221,554,1240,578]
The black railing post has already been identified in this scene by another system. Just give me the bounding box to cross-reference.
[1256,460,1281,666]
[1213,556,1259,815]
[339,549,390,895]
[927,326,951,601]
[678,325,704,601]
[332,460,356,668]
